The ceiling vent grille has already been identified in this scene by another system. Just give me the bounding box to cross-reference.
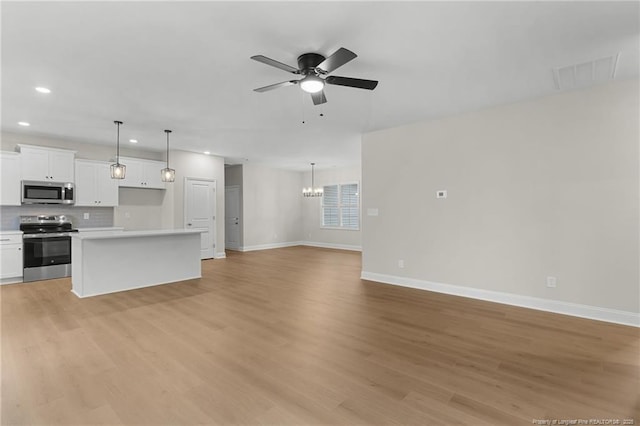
[552,53,620,90]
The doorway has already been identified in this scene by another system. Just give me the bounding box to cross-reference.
[225,185,241,250]
[184,178,216,259]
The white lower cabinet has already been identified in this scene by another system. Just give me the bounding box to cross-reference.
[75,160,119,206]
[0,233,23,281]
[118,157,166,189]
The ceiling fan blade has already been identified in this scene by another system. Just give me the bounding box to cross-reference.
[254,80,299,92]
[317,48,357,73]
[311,91,327,105]
[325,76,378,90]
[251,55,300,74]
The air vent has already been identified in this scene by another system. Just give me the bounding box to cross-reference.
[552,53,620,90]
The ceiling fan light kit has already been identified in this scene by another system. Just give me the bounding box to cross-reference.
[300,75,324,94]
[251,47,378,105]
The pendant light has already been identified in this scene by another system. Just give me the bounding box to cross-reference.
[110,120,126,179]
[302,162,323,197]
[161,129,175,182]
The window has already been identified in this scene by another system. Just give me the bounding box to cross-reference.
[322,182,359,229]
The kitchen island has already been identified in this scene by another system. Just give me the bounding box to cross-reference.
[71,229,203,298]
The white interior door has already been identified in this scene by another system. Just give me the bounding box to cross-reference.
[185,178,216,259]
[225,186,241,250]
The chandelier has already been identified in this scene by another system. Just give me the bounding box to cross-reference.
[302,162,323,197]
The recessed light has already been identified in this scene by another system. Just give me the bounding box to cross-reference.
[18,121,30,126]
[129,139,138,143]
[204,151,210,155]
[35,87,51,94]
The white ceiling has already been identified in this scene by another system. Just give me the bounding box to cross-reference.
[2,1,638,171]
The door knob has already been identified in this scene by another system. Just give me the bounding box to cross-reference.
[187,223,192,226]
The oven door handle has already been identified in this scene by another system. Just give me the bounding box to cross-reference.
[23,233,74,239]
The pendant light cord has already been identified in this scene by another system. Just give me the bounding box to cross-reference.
[165,130,172,167]
[311,163,315,188]
[114,120,123,164]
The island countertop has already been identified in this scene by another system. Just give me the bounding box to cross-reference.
[76,227,125,233]
[71,228,203,240]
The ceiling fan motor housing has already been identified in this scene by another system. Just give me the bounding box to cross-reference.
[297,53,326,75]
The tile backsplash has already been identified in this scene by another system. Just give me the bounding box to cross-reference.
[0,206,114,230]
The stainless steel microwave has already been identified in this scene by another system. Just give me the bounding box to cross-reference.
[21,181,75,205]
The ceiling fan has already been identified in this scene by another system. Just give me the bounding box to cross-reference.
[251,47,378,105]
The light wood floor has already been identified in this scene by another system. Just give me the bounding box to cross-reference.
[2,247,638,425]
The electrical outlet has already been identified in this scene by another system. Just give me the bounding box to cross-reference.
[398,259,405,269]
[125,212,131,219]
[546,276,557,288]
[83,212,90,220]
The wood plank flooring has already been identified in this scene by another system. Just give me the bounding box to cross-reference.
[2,246,638,425]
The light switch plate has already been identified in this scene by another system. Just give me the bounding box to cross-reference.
[367,208,379,216]
[436,190,447,199]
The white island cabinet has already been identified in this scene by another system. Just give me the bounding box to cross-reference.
[71,229,202,298]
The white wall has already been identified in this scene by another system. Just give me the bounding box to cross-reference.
[302,165,362,250]
[165,150,226,257]
[362,79,639,320]
[241,163,303,250]
[114,188,166,230]
[229,163,363,252]
[0,131,163,161]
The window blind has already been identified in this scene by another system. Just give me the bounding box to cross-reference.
[340,183,359,229]
[321,182,359,229]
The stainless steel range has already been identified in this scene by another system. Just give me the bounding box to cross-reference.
[20,215,78,282]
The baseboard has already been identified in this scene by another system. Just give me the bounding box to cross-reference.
[360,271,640,327]
[1,277,24,285]
[215,252,227,259]
[239,241,303,252]
[301,241,362,252]
[238,241,362,252]
[71,274,202,299]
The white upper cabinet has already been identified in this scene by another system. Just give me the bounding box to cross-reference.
[18,144,76,182]
[0,152,21,206]
[118,156,166,189]
[96,164,119,205]
[75,160,118,207]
